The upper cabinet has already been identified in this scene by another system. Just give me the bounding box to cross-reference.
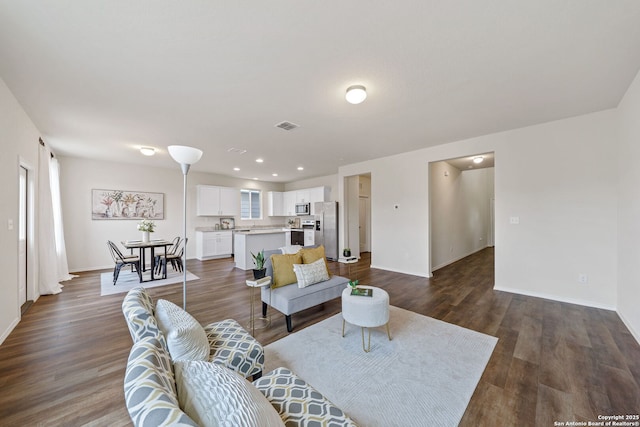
[196,185,240,216]
[282,191,297,216]
[267,191,285,217]
[268,186,330,216]
[307,187,330,214]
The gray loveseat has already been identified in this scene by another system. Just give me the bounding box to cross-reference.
[260,247,350,332]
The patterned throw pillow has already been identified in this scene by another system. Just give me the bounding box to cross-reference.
[293,258,330,288]
[124,337,199,426]
[174,360,285,427]
[270,252,302,288]
[155,299,210,362]
[299,245,331,276]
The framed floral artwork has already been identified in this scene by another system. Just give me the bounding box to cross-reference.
[92,189,164,220]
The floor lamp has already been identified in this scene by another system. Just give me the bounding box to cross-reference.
[168,145,203,310]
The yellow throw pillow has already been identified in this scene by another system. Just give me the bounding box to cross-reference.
[271,252,302,288]
[299,245,331,277]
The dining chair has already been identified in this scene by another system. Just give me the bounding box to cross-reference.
[154,237,181,275]
[108,240,142,285]
[156,240,185,275]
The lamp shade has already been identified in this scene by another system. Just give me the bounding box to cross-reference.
[345,85,367,104]
[168,145,203,165]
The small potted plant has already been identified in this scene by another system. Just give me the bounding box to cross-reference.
[251,249,266,279]
[348,279,361,295]
[343,248,351,257]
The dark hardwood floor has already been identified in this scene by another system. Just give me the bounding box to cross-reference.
[1,248,638,426]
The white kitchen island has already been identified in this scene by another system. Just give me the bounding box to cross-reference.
[234,229,288,270]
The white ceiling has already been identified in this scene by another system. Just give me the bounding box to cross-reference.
[1,1,639,182]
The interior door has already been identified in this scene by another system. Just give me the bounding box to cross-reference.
[18,166,28,306]
[359,197,369,252]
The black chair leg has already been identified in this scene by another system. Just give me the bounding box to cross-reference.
[114,264,123,285]
[285,315,293,333]
[262,302,268,317]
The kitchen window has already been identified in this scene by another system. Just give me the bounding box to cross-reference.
[240,189,261,219]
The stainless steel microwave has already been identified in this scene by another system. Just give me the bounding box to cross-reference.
[295,203,310,215]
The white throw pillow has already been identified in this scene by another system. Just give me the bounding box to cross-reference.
[175,360,285,427]
[293,258,330,288]
[279,245,302,254]
[155,299,210,362]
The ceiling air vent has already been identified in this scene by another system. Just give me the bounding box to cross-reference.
[227,147,247,155]
[275,121,299,131]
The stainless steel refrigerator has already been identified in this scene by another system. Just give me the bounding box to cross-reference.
[314,201,338,260]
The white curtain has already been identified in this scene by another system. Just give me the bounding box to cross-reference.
[38,144,75,295]
[49,157,75,281]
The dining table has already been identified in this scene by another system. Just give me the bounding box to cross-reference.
[121,239,172,282]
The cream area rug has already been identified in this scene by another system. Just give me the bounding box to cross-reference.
[264,306,497,427]
[100,269,199,296]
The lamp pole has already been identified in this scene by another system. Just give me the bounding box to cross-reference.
[168,145,203,310]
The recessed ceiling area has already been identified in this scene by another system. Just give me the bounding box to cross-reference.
[0,2,639,182]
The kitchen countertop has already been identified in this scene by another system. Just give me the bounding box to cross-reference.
[233,228,288,235]
[195,227,233,232]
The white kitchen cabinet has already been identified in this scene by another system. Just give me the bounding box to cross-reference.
[308,186,329,214]
[267,191,285,216]
[283,191,296,216]
[196,230,233,260]
[196,185,239,216]
[295,189,310,204]
[270,186,330,216]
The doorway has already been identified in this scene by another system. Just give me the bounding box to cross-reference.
[344,173,372,259]
[429,153,495,275]
[19,165,31,312]
[358,196,370,252]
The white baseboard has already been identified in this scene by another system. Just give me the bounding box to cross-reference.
[616,310,640,346]
[431,245,491,273]
[0,317,20,346]
[369,264,430,278]
[493,285,617,311]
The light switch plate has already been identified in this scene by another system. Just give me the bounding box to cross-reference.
[509,216,520,224]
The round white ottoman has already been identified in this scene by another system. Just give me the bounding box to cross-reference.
[341,285,391,352]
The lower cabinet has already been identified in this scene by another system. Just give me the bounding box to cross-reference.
[195,231,232,260]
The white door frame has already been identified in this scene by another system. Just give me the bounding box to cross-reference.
[18,158,36,311]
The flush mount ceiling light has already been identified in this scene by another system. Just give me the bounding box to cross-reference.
[345,85,367,104]
[140,147,156,156]
[256,158,264,163]
[473,156,484,164]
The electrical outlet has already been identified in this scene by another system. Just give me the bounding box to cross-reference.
[510,216,520,225]
[578,274,588,284]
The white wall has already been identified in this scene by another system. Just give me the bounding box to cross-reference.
[339,109,619,310]
[430,162,494,271]
[59,156,285,271]
[0,77,41,343]
[617,69,640,341]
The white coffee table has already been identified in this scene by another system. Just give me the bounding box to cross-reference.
[341,285,391,352]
